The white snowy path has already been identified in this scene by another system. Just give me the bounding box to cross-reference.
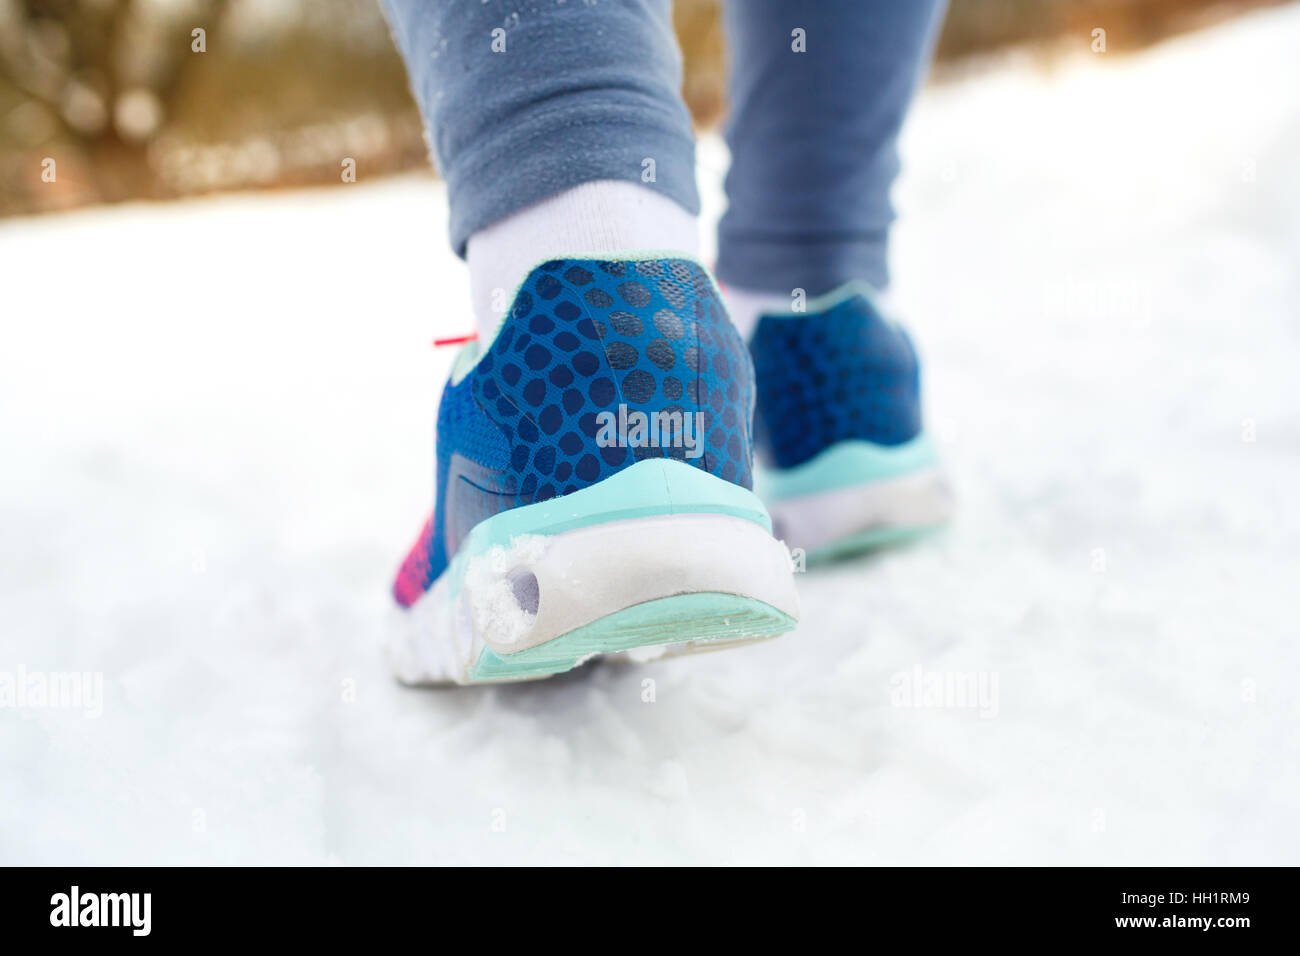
[3,7,1299,865]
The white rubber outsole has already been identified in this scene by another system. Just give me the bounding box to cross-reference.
[767,466,955,558]
[391,512,800,686]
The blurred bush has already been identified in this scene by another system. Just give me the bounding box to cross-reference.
[0,0,424,215]
[0,0,1288,217]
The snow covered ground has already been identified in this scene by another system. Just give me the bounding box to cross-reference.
[3,5,1298,865]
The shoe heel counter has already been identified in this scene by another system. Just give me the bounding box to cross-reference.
[468,256,757,505]
[750,290,922,469]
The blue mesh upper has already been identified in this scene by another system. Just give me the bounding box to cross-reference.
[749,288,922,469]
[425,256,754,582]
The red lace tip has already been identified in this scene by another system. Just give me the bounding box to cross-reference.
[432,333,478,348]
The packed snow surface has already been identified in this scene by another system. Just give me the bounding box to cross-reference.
[2,6,1298,863]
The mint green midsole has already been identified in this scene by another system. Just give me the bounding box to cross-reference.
[469,592,794,682]
[806,523,943,564]
[439,458,772,598]
[757,434,940,501]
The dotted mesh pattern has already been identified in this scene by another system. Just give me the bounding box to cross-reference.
[749,291,922,469]
[473,258,753,504]
[405,256,755,595]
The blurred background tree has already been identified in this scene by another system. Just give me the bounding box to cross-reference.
[2,0,228,209]
[0,0,1289,217]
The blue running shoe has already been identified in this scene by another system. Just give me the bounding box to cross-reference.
[392,256,799,685]
[748,282,953,562]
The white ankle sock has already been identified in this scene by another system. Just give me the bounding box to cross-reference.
[466,181,700,344]
[723,286,800,342]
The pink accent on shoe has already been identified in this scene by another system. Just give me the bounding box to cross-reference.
[392,514,436,609]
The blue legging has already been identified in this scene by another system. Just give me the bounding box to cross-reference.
[382,0,947,295]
